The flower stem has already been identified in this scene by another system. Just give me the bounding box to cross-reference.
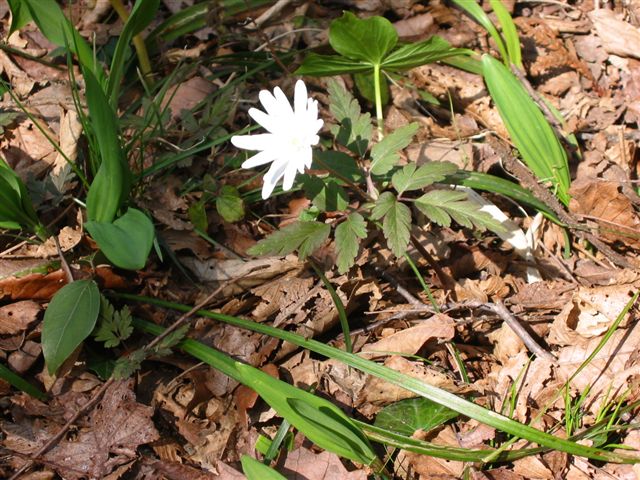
[108,0,153,83]
[373,64,384,140]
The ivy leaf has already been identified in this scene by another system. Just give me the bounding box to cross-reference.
[370,123,419,176]
[327,79,372,156]
[216,185,245,223]
[335,212,367,273]
[329,11,398,64]
[392,161,458,195]
[248,221,331,259]
[371,192,411,257]
[415,189,502,231]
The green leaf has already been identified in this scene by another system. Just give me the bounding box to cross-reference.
[314,151,363,183]
[188,200,208,231]
[329,11,397,65]
[94,296,133,348]
[216,185,245,222]
[241,456,286,480]
[295,53,372,76]
[0,160,41,234]
[482,55,570,205]
[392,161,458,195]
[375,397,459,436]
[415,189,502,231]
[84,67,129,223]
[335,212,367,273]
[42,280,100,374]
[248,221,331,259]
[371,192,411,257]
[7,0,32,35]
[85,208,155,270]
[370,123,419,176]
[490,0,522,68]
[450,0,508,64]
[303,177,349,212]
[354,70,389,105]
[327,79,372,156]
[382,36,470,70]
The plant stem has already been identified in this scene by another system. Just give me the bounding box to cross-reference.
[373,64,384,140]
[108,0,153,83]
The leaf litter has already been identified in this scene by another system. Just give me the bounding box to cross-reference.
[2,0,640,478]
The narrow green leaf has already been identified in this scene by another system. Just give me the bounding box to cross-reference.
[0,361,46,400]
[482,55,570,205]
[335,212,367,273]
[295,53,372,76]
[327,79,372,156]
[248,221,330,259]
[370,123,419,176]
[241,456,286,480]
[382,37,471,70]
[42,280,100,374]
[372,192,411,257]
[450,0,508,64]
[375,397,459,436]
[7,0,32,35]
[392,161,458,195]
[329,11,397,64]
[85,208,155,270]
[489,0,522,68]
[216,185,245,222]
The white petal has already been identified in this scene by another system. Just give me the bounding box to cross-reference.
[273,86,294,117]
[294,80,307,116]
[231,133,278,151]
[258,89,279,117]
[282,162,298,191]
[300,146,313,171]
[261,159,288,199]
[248,108,281,134]
[241,149,279,169]
[261,179,277,199]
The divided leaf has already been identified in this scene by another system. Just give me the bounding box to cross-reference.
[329,11,398,64]
[371,192,411,258]
[392,161,458,195]
[94,296,133,348]
[370,123,419,176]
[335,212,367,273]
[248,221,331,259]
[415,189,503,231]
[327,79,372,156]
[216,184,245,222]
[303,177,349,212]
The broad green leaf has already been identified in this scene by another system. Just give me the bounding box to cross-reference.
[482,55,570,205]
[241,456,286,480]
[0,160,44,237]
[329,11,397,65]
[490,0,522,68]
[85,68,129,223]
[85,208,155,270]
[392,161,458,195]
[375,397,459,436]
[382,37,470,70]
[7,0,32,35]
[248,221,331,259]
[314,151,363,182]
[371,192,411,257]
[335,212,367,273]
[303,177,349,212]
[295,53,372,76]
[107,0,161,104]
[216,185,245,222]
[327,79,372,156]
[370,123,419,176]
[42,280,100,374]
[415,189,502,231]
[450,0,508,64]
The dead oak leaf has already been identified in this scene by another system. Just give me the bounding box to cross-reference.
[0,300,41,335]
[281,447,367,480]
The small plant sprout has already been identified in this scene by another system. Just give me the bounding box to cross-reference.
[232,80,324,199]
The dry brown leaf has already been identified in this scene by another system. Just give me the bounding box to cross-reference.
[52,109,82,174]
[401,427,465,479]
[164,76,216,120]
[589,9,640,60]
[281,447,367,480]
[569,179,640,248]
[488,322,525,364]
[361,314,455,359]
[0,300,40,335]
[512,456,554,479]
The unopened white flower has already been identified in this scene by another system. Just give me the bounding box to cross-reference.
[231,80,323,199]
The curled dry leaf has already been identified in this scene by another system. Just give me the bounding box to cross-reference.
[589,9,640,60]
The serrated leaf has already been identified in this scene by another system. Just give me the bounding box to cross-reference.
[335,212,367,273]
[371,192,411,257]
[370,123,419,176]
[329,11,397,64]
[374,397,459,436]
[248,221,331,259]
[94,296,133,348]
[392,162,458,195]
[216,185,245,222]
[42,279,100,374]
[303,177,349,212]
[327,79,372,156]
[415,189,503,231]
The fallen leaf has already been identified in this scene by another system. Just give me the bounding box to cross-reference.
[0,300,41,335]
[281,447,367,480]
[589,9,640,60]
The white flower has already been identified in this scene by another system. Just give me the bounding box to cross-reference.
[231,80,323,199]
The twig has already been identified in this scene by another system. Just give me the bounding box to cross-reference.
[253,0,297,28]
[410,233,459,297]
[53,234,74,284]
